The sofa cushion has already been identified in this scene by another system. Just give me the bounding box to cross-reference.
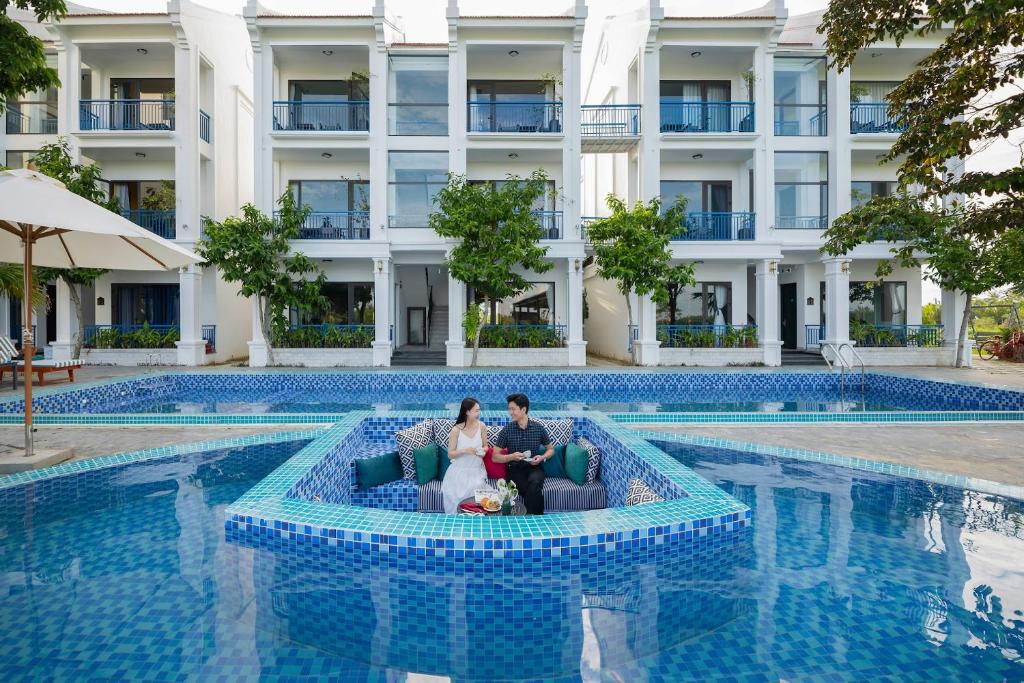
[414,443,439,485]
[396,420,433,480]
[542,478,607,512]
[625,478,664,505]
[418,479,444,513]
[533,417,573,446]
[563,442,589,485]
[542,444,567,478]
[355,451,403,489]
[437,443,453,481]
[576,436,601,483]
[432,418,456,447]
[483,446,507,479]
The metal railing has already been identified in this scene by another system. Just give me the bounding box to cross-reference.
[806,323,944,348]
[534,210,563,239]
[272,100,369,132]
[478,324,566,348]
[275,323,375,348]
[775,215,828,230]
[821,341,865,401]
[199,109,211,142]
[467,101,563,133]
[850,102,904,134]
[657,324,758,348]
[672,212,755,241]
[581,104,641,137]
[122,209,175,239]
[276,211,371,240]
[6,102,57,134]
[80,99,175,131]
[805,324,825,347]
[774,104,827,136]
[82,324,216,352]
[201,325,216,352]
[388,103,448,136]
[659,101,754,133]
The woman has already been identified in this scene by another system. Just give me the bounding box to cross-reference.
[441,397,489,514]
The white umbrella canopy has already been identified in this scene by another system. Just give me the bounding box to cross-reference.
[0,168,203,459]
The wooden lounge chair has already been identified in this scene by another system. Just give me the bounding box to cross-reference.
[0,336,82,386]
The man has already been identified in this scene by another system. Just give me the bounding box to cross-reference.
[490,393,553,515]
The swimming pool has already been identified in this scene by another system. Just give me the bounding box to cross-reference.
[2,370,1023,423]
[1,432,1020,680]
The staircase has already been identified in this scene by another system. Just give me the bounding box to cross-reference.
[429,306,449,350]
[781,348,829,367]
[392,306,449,366]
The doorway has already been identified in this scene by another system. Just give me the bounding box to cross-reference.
[780,283,797,349]
[406,307,426,346]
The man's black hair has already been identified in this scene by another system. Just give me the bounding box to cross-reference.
[506,392,530,413]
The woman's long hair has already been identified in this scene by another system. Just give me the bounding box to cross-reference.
[456,397,480,426]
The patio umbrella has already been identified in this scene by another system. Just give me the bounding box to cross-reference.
[0,169,201,457]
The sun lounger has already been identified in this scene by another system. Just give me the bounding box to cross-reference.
[0,336,82,386]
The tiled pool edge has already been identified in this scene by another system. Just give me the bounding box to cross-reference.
[608,410,1024,424]
[632,429,1024,501]
[0,414,346,425]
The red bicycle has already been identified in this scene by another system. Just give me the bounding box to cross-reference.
[977,330,1024,361]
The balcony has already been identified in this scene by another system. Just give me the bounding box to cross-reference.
[776,215,827,230]
[272,101,369,132]
[6,102,57,134]
[805,324,944,348]
[276,211,371,240]
[535,210,563,239]
[467,101,563,133]
[657,324,758,348]
[199,110,211,142]
[774,104,826,136]
[123,209,175,239]
[80,99,175,131]
[660,102,754,134]
[850,103,904,134]
[672,212,755,241]
[581,104,640,153]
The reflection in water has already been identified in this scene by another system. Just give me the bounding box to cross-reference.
[0,440,1021,681]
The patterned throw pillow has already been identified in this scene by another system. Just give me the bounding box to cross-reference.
[396,420,434,480]
[432,418,456,448]
[533,417,573,446]
[576,436,601,483]
[625,478,664,506]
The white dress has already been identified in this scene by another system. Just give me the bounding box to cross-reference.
[441,425,488,514]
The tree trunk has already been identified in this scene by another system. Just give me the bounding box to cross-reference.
[470,298,484,367]
[625,292,635,358]
[955,292,972,368]
[66,277,85,360]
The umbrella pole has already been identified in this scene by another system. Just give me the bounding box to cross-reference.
[22,232,34,458]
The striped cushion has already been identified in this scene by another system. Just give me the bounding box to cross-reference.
[417,479,444,513]
[576,436,601,483]
[542,477,606,512]
[0,337,17,362]
[16,359,80,368]
[396,420,433,480]
[625,479,664,505]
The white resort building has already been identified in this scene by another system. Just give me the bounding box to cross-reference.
[1,0,972,368]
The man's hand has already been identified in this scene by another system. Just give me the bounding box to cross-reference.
[504,451,526,463]
[529,455,544,467]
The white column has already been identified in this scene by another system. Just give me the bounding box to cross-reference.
[51,278,74,360]
[446,272,466,367]
[639,46,660,202]
[756,259,782,366]
[828,66,852,225]
[941,288,972,366]
[57,40,81,144]
[174,40,201,242]
[753,46,774,237]
[369,46,389,238]
[248,296,268,367]
[176,265,206,366]
[566,257,586,365]
[447,38,467,176]
[0,294,10,340]
[372,258,392,366]
[635,294,660,366]
[561,42,582,238]
[253,44,274,215]
[822,257,851,351]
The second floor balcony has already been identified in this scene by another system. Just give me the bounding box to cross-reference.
[123,209,175,239]
[275,210,370,240]
[850,102,904,134]
[672,212,755,241]
[80,99,175,132]
[660,102,754,134]
[272,101,369,132]
[467,101,563,134]
[6,102,57,135]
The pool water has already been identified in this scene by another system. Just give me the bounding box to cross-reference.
[1,440,1021,681]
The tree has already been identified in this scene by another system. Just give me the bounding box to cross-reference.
[822,192,1024,367]
[30,140,115,358]
[429,171,553,366]
[820,0,1024,242]
[197,191,327,364]
[663,263,697,326]
[585,195,692,334]
[0,1,65,109]
[0,264,48,308]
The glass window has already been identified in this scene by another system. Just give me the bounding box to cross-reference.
[774,56,827,135]
[660,81,731,102]
[110,180,175,211]
[658,283,732,325]
[111,284,179,326]
[775,152,828,228]
[661,181,732,213]
[470,283,555,325]
[389,56,448,135]
[289,180,369,212]
[469,179,556,212]
[388,151,448,227]
[5,151,34,169]
[819,280,907,326]
[297,282,375,325]
[289,79,368,102]
[850,81,899,103]
[851,181,897,208]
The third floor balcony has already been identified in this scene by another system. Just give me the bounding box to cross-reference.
[80,98,175,132]
[272,100,369,132]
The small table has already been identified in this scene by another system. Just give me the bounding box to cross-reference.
[458,496,527,516]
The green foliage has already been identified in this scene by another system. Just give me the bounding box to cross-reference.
[31,139,119,212]
[197,191,328,357]
[922,301,942,326]
[429,170,554,365]
[477,325,564,349]
[462,303,481,347]
[0,1,66,110]
[657,325,757,349]
[662,263,698,326]
[273,324,373,349]
[141,180,176,211]
[0,264,48,307]
[586,195,690,328]
[85,323,180,350]
[820,0,1023,241]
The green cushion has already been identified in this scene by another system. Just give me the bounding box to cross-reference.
[355,451,403,490]
[564,443,588,485]
[414,443,439,485]
[542,444,567,478]
[437,443,453,480]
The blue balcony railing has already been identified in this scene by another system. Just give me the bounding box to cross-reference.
[581,104,641,136]
[805,324,824,347]
[534,210,563,239]
[657,324,758,348]
[478,324,566,348]
[774,104,827,136]
[272,100,369,132]
[201,325,216,352]
[80,99,175,131]
[122,209,175,239]
[659,101,754,133]
[776,215,827,230]
[275,324,375,348]
[82,324,215,352]
[850,102,904,134]
[276,211,371,240]
[6,102,57,134]
[467,101,563,133]
[199,109,211,142]
[672,212,755,241]
[805,324,944,347]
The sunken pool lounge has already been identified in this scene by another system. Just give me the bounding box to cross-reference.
[225,412,750,566]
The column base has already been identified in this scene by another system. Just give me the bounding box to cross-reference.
[944,340,974,367]
[633,340,661,367]
[567,340,587,367]
[50,342,74,361]
[372,341,392,367]
[761,341,783,367]
[446,341,466,367]
[176,340,207,366]
[248,340,269,367]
